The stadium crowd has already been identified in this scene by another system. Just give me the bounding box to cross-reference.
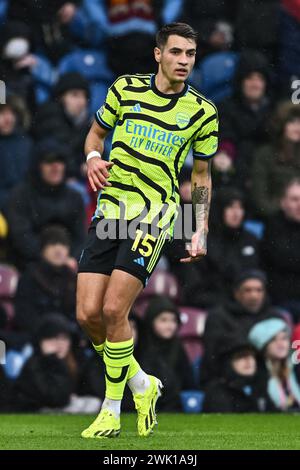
[1,0,300,414]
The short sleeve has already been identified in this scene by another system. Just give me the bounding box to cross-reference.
[95,80,121,130]
[193,108,219,160]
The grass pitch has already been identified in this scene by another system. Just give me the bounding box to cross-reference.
[0,413,300,450]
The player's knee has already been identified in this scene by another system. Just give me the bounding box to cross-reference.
[76,303,100,328]
[102,300,124,326]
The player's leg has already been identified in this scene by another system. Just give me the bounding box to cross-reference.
[101,269,143,405]
[81,269,143,439]
[76,272,109,352]
[77,217,117,357]
[111,225,166,436]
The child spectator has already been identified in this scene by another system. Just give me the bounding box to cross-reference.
[249,318,300,411]
[138,295,195,411]
[202,337,274,413]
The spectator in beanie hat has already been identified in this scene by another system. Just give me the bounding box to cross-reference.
[249,318,300,411]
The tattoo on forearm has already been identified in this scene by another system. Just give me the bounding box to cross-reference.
[192,184,210,249]
[192,185,209,205]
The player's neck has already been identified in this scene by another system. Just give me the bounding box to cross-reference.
[155,72,185,95]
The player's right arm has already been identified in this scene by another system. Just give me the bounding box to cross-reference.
[85,120,114,192]
[85,78,122,191]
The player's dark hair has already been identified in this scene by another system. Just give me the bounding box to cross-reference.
[156,23,198,49]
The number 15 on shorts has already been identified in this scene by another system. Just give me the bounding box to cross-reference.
[131,229,156,257]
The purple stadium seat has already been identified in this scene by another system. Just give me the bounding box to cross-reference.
[142,270,180,300]
[179,306,208,363]
[133,270,181,317]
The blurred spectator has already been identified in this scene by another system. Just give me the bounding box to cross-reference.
[252,102,300,218]
[106,0,181,75]
[182,0,236,57]
[0,95,33,212]
[8,1,82,64]
[249,318,300,411]
[0,21,54,110]
[279,0,300,93]
[262,179,300,321]
[211,141,236,189]
[63,0,109,48]
[13,314,103,413]
[175,189,260,309]
[219,51,273,187]
[235,0,279,63]
[14,226,77,336]
[6,139,85,268]
[202,337,275,413]
[32,73,91,180]
[138,295,195,411]
[200,269,280,387]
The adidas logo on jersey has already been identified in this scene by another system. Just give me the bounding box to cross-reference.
[133,257,145,267]
[131,103,142,112]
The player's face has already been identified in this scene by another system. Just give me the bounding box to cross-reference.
[266,331,290,360]
[234,279,265,313]
[155,35,196,84]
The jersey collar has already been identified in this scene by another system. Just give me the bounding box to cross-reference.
[150,74,188,99]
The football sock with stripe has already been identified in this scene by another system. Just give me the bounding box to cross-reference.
[104,338,134,400]
[92,342,104,358]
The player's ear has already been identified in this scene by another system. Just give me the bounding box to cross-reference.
[154,47,161,63]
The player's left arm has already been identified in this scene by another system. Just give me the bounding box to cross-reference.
[180,159,212,263]
[180,103,218,263]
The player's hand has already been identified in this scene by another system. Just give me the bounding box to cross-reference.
[180,231,207,263]
[87,157,114,192]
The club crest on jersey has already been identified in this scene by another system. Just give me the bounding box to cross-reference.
[176,112,190,129]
